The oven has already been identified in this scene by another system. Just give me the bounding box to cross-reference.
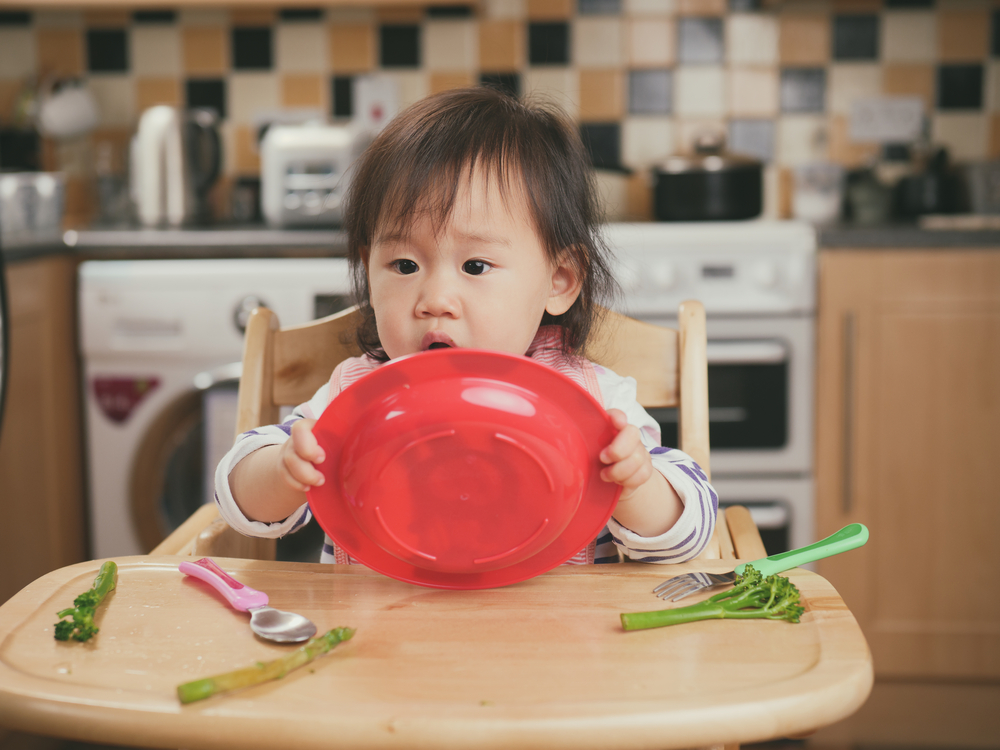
[603,221,817,556]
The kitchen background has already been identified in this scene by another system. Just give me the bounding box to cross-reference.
[2,0,1000,228]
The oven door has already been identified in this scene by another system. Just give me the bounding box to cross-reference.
[638,315,814,476]
[710,476,815,557]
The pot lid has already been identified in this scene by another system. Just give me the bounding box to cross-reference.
[657,132,761,174]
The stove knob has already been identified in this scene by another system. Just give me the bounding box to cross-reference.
[651,261,676,290]
[754,261,778,288]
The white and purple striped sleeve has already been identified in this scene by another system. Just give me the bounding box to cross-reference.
[594,365,718,563]
[213,382,331,538]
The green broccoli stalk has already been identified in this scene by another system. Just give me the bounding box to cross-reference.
[177,627,355,704]
[620,564,804,631]
[54,561,118,642]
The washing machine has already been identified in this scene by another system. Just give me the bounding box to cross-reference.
[79,258,352,559]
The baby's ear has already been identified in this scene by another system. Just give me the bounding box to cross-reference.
[545,251,583,316]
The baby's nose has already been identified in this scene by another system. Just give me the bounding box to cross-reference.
[416,277,460,317]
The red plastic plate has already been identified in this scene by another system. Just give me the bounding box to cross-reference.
[307,348,621,589]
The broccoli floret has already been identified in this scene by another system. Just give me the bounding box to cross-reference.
[620,564,804,631]
[54,561,118,642]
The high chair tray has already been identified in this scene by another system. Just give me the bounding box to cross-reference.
[0,556,872,750]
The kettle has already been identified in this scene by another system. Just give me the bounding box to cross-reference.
[131,106,221,226]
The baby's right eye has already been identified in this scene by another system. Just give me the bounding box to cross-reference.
[392,259,418,275]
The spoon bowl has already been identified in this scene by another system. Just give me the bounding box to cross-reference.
[179,558,317,644]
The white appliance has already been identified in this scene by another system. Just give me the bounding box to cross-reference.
[79,258,352,559]
[603,221,817,554]
[260,123,361,227]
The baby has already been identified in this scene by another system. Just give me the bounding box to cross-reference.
[216,87,717,566]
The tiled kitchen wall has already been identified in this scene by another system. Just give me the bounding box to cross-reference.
[1,0,999,222]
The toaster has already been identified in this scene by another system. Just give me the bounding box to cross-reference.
[260,123,364,227]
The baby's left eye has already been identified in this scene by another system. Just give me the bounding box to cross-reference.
[463,260,490,275]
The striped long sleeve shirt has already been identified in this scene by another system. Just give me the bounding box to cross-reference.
[214,329,717,566]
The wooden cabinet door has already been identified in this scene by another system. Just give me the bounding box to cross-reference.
[815,250,1000,680]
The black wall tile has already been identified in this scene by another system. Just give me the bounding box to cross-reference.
[0,129,40,170]
[993,10,1000,57]
[833,14,879,61]
[628,69,672,114]
[279,9,324,21]
[578,0,621,14]
[332,76,353,118]
[380,24,420,67]
[87,29,129,73]
[0,11,31,25]
[937,64,984,110]
[729,0,761,10]
[133,11,176,24]
[579,123,620,170]
[780,68,826,113]
[480,73,520,98]
[885,0,934,7]
[186,79,227,119]
[678,17,724,64]
[428,5,474,17]
[529,22,569,65]
[232,27,273,70]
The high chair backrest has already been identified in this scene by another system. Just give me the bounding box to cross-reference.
[154,300,748,562]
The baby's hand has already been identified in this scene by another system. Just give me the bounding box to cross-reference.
[277,418,326,492]
[599,409,654,502]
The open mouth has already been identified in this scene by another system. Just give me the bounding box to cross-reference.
[427,342,452,350]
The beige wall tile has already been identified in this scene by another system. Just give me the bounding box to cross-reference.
[938,8,989,63]
[828,64,881,115]
[276,24,327,73]
[183,27,228,75]
[677,0,725,15]
[622,116,675,167]
[727,13,778,65]
[932,113,987,162]
[0,29,36,79]
[330,23,374,73]
[594,169,630,222]
[84,10,130,27]
[281,74,324,108]
[36,28,83,77]
[762,163,780,219]
[0,80,22,126]
[483,0,526,20]
[988,61,1000,112]
[624,170,653,221]
[426,20,477,71]
[829,114,879,168]
[132,26,182,77]
[675,67,725,117]
[430,71,476,94]
[326,8,375,23]
[389,70,430,110]
[87,76,135,127]
[34,11,83,28]
[881,11,935,63]
[527,0,572,20]
[479,20,523,71]
[135,78,181,111]
[574,17,623,68]
[777,115,829,165]
[831,0,881,10]
[990,114,1000,158]
[91,127,132,174]
[625,0,678,15]
[231,9,275,26]
[524,68,579,118]
[882,63,935,113]
[579,69,624,121]
[779,12,830,66]
[728,67,779,117]
[375,7,423,23]
[627,18,674,68]
[234,124,260,176]
[178,8,229,27]
[229,73,279,123]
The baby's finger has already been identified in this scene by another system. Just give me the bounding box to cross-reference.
[601,450,650,487]
[600,423,641,464]
[281,451,326,490]
[290,418,325,463]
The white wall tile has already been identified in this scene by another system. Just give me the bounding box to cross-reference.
[325,8,375,23]
[625,0,677,15]
[425,20,477,71]
[882,11,936,63]
[593,169,630,222]
[574,17,623,68]
[34,11,83,27]
[178,8,229,27]
[675,119,725,154]
[275,24,327,72]
[131,26,181,77]
[726,13,778,65]
[627,18,674,68]
[828,64,881,115]
[622,116,675,167]
[777,115,829,165]
[729,67,779,117]
[87,76,136,127]
[524,68,580,119]
[229,73,280,124]
[987,61,1000,112]
[674,67,725,117]
[482,0,526,19]
[0,29,36,79]
[932,113,988,162]
[389,70,430,111]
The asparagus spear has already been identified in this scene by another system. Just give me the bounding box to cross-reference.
[54,560,118,642]
[177,626,355,704]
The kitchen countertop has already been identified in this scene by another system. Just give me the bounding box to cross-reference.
[5,222,1000,264]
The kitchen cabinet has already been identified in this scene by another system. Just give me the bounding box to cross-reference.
[813,249,1000,744]
[0,255,87,606]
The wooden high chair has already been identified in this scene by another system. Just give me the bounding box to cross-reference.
[152,302,764,563]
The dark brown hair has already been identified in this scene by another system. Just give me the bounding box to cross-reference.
[343,86,618,361]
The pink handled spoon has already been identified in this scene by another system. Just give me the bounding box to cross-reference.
[179,557,317,643]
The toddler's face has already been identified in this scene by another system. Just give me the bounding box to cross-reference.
[366,168,580,360]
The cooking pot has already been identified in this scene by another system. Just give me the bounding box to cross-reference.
[653,135,763,221]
